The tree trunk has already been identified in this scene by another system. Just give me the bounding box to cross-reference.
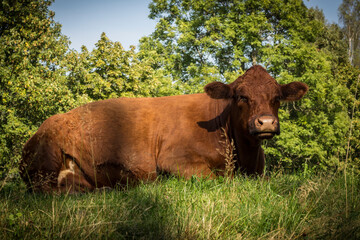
[251,50,257,66]
[348,25,354,65]
[349,36,353,65]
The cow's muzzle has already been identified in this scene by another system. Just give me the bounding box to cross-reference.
[250,115,280,139]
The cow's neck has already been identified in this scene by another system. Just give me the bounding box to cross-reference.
[228,103,263,175]
[232,130,263,175]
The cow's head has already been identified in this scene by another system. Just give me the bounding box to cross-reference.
[204,65,308,140]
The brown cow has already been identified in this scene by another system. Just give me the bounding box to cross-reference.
[20,65,308,192]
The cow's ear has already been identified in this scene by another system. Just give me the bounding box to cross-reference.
[280,82,309,101]
[204,82,233,99]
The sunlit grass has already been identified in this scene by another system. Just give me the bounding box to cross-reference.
[1,171,360,239]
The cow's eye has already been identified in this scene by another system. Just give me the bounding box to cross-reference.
[237,96,248,103]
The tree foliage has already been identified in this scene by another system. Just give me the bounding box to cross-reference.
[64,33,178,102]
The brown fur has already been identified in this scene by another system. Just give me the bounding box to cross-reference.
[20,65,308,192]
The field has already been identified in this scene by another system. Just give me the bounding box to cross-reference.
[1,171,360,239]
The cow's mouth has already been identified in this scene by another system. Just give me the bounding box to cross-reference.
[255,132,276,139]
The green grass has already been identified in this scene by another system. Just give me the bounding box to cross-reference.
[1,172,360,239]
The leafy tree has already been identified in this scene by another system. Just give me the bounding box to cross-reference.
[64,32,179,101]
[0,0,74,179]
[336,64,360,169]
[339,0,360,66]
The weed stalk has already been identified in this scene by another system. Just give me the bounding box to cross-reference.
[345,73,360,218]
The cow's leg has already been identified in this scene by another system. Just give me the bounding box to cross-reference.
[183,167,216,179]
[21,168,59,193]
[57,155,94,193]
[255,148,265,175]
[20,134,63,192]
[158,159,216,179]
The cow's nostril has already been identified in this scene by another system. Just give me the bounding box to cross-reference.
[258,118,264,125]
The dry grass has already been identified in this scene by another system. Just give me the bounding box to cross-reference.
[217,128,236,178]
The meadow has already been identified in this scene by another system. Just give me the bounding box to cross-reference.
[1,170,360,239]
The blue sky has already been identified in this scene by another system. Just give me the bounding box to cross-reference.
[50,0,343,52]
